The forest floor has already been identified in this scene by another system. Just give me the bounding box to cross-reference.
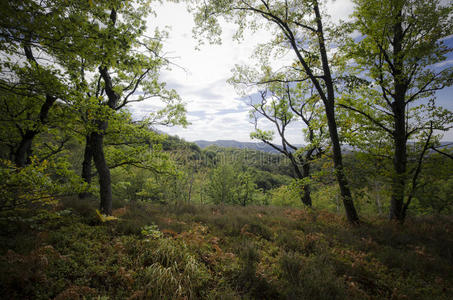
[1,199,453,299]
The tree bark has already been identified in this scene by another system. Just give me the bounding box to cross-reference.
[91,53,120,214]
[313,1,359,223]
[374,180,383,215]
[390,105,407,221]
[261,0,355,217]
[187,170,194,204]
[13,45,57,167]
[324,88,359,222]
[324,101,359,223]
[79,135,93,199]
[90,122,112,215]
[14,131,35,167]
[389,7,407,222]
[14,94,56,167]
[301,162,312,207]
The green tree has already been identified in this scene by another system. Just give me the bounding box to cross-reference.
[0,0,90,167]
[416,178,453,214]
[190,0,360,223]
[66,1,186,214]
[207,163,260,206]
[0,0,187,214]
[342,0,453,222]
[236,171,259,206]
[269,184,301,207]
[207,164,237,204]
[231,67,326,206]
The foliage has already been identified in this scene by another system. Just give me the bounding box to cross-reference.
[415,178,453,214]
[412,153,453,214]
[0,158,84,212]
[189,0,362,223]
[141,224,163,240]
[1,0,453,298]
[2,202,453,299]
[206,164,261,206]
[340,0,453,220]
[207,164,239,204]
[268,184,302,207]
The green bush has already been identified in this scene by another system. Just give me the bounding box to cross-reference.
[2,202,453,299]
[279,252,346,300]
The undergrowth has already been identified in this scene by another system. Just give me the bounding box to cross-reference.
[1,198,452,299]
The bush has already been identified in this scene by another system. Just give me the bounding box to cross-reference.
[2,202,453,299]
[137,239,211,299]
[0,158,85,213]
[269,185,302,207]
[279,252,346,300]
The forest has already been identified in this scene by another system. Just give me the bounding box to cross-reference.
[1,0,453,299]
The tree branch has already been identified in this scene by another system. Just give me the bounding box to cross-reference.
[403,122,434,217]
[339,103,394,135]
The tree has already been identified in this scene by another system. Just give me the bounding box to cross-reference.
[207,164,237,204]
[0,0,89,167]
[190,0,360,223]
[430,143,453,160]
[164,139,203,204]
[66,1,186,214]
[0,0,187,214]
[207,163,260,206]
[231,67,326,206]
[236,171,259,206]
[343,0,453,222]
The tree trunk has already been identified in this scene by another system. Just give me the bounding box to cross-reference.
[390,109,407,221]
[14,131,35,167]
[313,0,359,224]
[187,170,195,204]
[324,101,359,223]
[14,95,56,167]
[389,7,407,222]
[79,135,93,199]
[374,180,383,215]
[90,122,112,215]
[301,162,312,207]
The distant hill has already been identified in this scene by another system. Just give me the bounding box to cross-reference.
[439,141,453,148]
[194,140,303,154]
[174,136,453,154]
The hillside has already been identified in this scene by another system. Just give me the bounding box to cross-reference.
[193,140,453,154]
[1,1,453,299]
[194,139,303,154]
[1,201,452,299]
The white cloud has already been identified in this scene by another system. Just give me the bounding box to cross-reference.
[127,0,452,143]
[325,0,355,24]
[127,1,273,142]
[128,1,353,142]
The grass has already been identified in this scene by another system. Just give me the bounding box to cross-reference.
[1,198,453,299]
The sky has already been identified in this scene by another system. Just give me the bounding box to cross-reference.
[128,0,453,143]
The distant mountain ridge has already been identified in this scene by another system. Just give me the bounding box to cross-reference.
[193,139,453,154]
[194,140,303,154]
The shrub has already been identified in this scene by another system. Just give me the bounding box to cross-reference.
[0,158,85,213]
[279,252,346,299]
[137,238,211,299]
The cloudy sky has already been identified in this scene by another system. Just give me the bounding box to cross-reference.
[128,0,453,143]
